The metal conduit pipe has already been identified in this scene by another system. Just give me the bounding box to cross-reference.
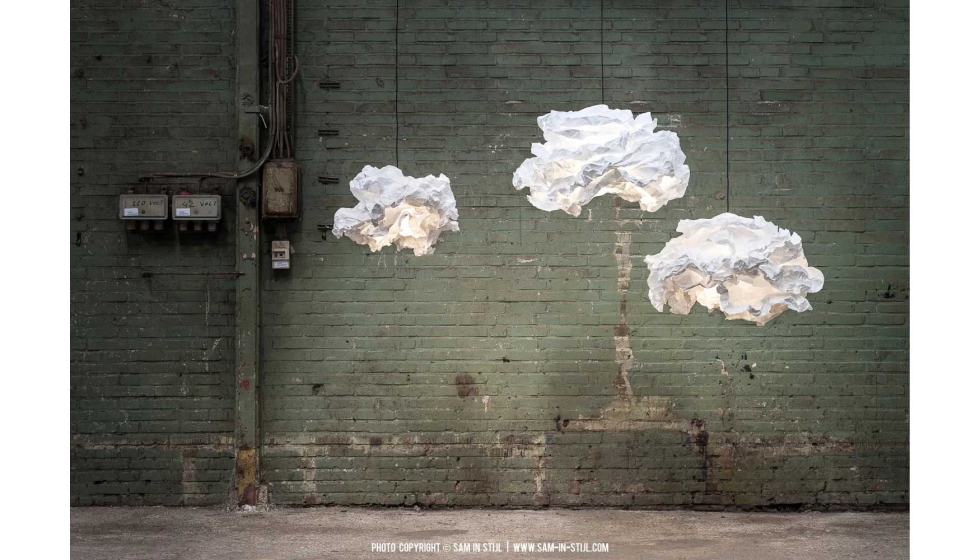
[138,0,283,182]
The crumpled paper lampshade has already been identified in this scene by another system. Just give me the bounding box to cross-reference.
[513,104,690,216]
[644,213,824,326]
[333,165,459,256]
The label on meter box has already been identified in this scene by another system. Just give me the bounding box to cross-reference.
[172,195,221,221]
[119,194,168,219]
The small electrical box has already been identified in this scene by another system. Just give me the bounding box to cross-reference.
[172,194,221,232]
[262,160,300,220]
[172,195,221,221]
[119,194,168,220]
[120,194,168,232]
[271,240,290,270]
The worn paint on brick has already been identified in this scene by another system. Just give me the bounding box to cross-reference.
[612,227,635,401]
[236,447,259,506]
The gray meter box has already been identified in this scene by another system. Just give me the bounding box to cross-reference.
[172,195,222,221]
[119,194,168,220]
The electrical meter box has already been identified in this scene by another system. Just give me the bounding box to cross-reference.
[271,240,291,270]
[119,194,168,220]
[262,160,300,220]
[172,195,222,221]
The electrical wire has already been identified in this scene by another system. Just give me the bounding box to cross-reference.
[725,0,731,212]
[139,0,289,182]
[395,0,400,167]
[271,0,297,160]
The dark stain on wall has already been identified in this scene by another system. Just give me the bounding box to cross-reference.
[455,374,479,398]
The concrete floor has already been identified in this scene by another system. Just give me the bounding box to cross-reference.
[71,507,908,560]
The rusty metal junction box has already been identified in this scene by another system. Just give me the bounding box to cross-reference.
[262,160,300,220]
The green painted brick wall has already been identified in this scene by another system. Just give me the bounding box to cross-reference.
[70,0,240,505]
[262,0,909,507]
[71,0,909,507]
